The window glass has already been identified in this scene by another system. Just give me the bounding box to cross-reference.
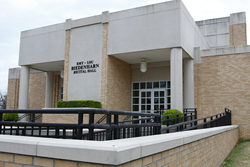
[141,92,146,97]
[147,82,152,89]
[167,89,171,96]
[153,82,159,88]
[160,91,164,97]
[154,98,159,103]
[160,81,166,88]
[167,97,171,103]
[133,83,139,90]
[154,91,159,97]
[141,99,146,104]
[147,105,151,110]
[133,105,139,111]
[140,82,146,89]
[133,91,139,97]
[133,98,139,104]
[167,81,171,88]
[147,98,151,104]
[147,92,151,97]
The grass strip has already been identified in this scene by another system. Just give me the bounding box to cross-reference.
[222,138,250,167]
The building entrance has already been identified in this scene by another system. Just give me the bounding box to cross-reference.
[132,81,171,113]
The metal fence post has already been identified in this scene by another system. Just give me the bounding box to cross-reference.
[106,114,112,140]
[210,116,213,127]
[204,118,207,128]
[77,112,83,140]
[154,115,161,134]
[184,112,187,129]
[158,115,161,134]
[194,109,197,126]
[229,110,232,125]
[135,127,140,137]
[114,114,119,139]
[88,112,94,140]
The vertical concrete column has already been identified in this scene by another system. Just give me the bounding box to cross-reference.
[45,72,54,108]
[18,65,30,109]
[170,48,183,112]
[184,58,194,108]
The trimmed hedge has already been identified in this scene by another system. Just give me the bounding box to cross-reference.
[3,113,19,121]
[162,109,183,125]
[57,100,102,108]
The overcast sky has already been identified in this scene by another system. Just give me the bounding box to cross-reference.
[0,0,249,93]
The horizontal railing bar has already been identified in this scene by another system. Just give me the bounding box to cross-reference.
[161,115,226,131]
[118,117,154,124]
[119,123,161,128]
[0,122,81,128]
[161,115,193,122]
[0,109,160,117]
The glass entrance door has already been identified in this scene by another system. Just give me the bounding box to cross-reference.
[153,89,166,111]
[132,81,171,113]
[140,90,152,113]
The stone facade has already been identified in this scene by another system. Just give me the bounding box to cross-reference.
[0,127,238,167]
[194,53,250,138]
[6,79,19,109]
[229,23,247,46]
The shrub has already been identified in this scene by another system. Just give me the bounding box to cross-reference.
[162,109,183,125]
[57,100,102,108]
[3,113,19,121]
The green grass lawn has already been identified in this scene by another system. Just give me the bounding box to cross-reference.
[222,139,250,167]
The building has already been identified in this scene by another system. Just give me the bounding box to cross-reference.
[6,0,250,137]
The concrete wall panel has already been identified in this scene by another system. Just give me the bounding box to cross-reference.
[217,34,230,47]
[132,65,170,82]
[19,29,66,65]
[68,24,102,101]
[108,9,181,55]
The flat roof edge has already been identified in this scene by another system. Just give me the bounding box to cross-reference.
[201,45,250,57]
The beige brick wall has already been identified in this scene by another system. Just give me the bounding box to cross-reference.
[6,79,20,109]
[52,75,61,108]
[120,128,238,167]
[194,53,250,138]
[101,23,132,112]
[105,56,132,111]
[28,72,46,109]
[0,127,238,167]
[42,114,78,123]
[229,23,247,46]
[63,29,71,101]
[101,23,109,110]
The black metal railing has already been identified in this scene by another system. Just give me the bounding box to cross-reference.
[0,108,232,140]
[161,108,232,133]
[0,109,161,141]
[158,108,197,133]
[14,113,42,122]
